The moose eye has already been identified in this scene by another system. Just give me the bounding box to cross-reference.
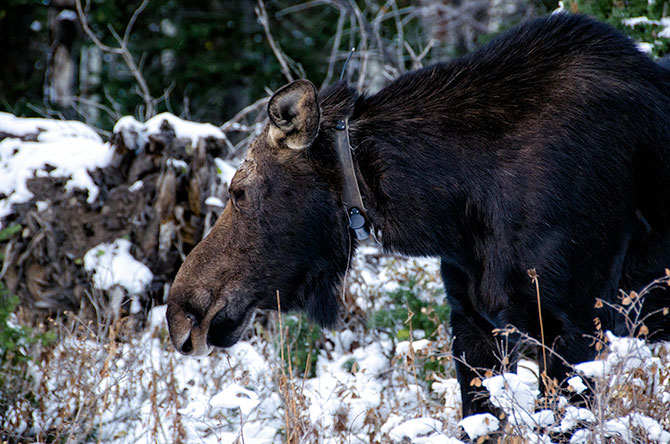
[229,187,246,209]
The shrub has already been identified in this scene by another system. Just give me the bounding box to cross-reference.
[0,281,56,434]
[368,275,450,343]
[276,313,323,378]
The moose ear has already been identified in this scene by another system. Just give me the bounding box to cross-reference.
[268,79,320,150]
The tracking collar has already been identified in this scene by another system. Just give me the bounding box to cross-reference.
[334,117,370,241]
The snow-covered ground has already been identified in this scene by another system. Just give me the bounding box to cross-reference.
[1,113,670,443]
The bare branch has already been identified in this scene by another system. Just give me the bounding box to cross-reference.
[322,9,347,87]
[342,0,369,91]
[75,0,155,120]
[75,0,122,55]
[123,0,149,44]
[390,0,405,72]
[220,96,270,133]
[256,0,294,82]
[106,18,154,119]
[276,0,331,18]
[404,39,436,70]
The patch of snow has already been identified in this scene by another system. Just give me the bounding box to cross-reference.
[517,359,540,389]
[147,305,167,328]
[570,428,591,444]
[0,112,101,142]
[431,376,461,412]
[629,413,670,443]
[166,158,188,171]
[396,338,431,355]
[128,180,143,192]
[623,16,659,27]
[205,196,225,208]
[532,410,555,428]
[574,360,606,378]
[567,375,587,394]
[483,373,539,426]
[637,42,654,54]
[458,413,499,439]
[215,157,238,186]
[35,200,49,212]
[113,113,224,151]
[113,115,147,151]
[83,238,153,294]
[210,383,260,415]
[0,114,113,222]
[388,417,443,441]
[129,295,141,314]
[558,406,595,433]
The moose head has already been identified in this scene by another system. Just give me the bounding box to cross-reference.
[166,80,360,355]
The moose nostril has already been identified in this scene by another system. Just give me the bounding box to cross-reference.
[181,333,193,354]
[185,311,198,327]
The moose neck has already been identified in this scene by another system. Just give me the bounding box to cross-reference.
[318,79,495,263]
[346,89,498,263]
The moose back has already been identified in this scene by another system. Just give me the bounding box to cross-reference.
[167,13,670,416]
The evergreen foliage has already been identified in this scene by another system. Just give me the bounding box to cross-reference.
[567,0,670,57]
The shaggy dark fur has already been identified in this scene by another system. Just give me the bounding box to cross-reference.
[167,13,670,417]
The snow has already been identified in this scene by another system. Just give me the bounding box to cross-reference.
[113,112,224,151]
[129,180,143,192]
[623,16,660,27]
[458,413,499,439]
[396,338,431,355]
[638,42,655,54]
[559,406,596,432]
[166,157,188,171]
[215,157,238,186]
[388,417,444,441]
[205,196,226,207]
[0,112,101,141]
[621,16,670,52]
[0,113,113,222]
[483,373,539,427]
[622,16,670,38]
[574,360,607,378]
[567,375,588,394]
[83,238,153,295]
[210,383,261,415]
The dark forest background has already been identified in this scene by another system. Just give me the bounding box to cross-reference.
[4,0,668,135]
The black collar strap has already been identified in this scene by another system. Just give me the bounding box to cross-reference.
[334,118,370,240]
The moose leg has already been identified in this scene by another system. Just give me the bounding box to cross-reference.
[441,261,512,416]
[451,309,507,416]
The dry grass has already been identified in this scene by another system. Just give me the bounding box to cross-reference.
[1,258,669,444]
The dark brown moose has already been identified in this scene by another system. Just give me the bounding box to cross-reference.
[168,13,670,417]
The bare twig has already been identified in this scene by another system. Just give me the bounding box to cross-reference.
[75,0,155,120]
[276,0,330,17]
[528,269,548,384]
[75,0,122,55]
[404,39,436,70]
[322,9,347,87]
[345,1,370,91]
[256,0,294,82]
[391,0,405,71]
[220,96,270,133]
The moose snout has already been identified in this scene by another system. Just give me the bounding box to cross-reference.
[166,303,213,356]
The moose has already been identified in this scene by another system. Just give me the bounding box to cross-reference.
[167,13,670,417]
